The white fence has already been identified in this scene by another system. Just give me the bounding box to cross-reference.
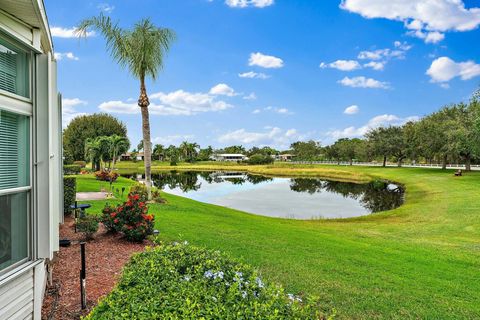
[289,161,480,170]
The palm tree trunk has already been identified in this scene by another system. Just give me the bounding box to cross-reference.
[138,77,152,200]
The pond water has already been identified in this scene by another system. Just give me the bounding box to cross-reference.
[124,171,404,219]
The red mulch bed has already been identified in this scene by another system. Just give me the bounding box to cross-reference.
[41,216,149,320]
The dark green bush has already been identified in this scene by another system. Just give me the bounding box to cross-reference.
[63,176,76,214]
[248,154,274,165]
[73,160,87,168]
[76,215,99,241]
[63,164,81,175]
[129,183,164,203]
[85,242,326,319]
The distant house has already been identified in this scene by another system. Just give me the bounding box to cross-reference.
[210,154,248,162]
[119,152,144,161]
[0,1,62,319]
[275,154,295,161]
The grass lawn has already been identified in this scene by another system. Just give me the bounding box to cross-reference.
[76,164,480,319]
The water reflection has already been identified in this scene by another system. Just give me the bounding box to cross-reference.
[124,171,404,219]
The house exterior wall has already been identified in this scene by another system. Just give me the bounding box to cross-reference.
[0,3,60,319]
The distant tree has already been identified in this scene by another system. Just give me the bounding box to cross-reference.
[77,14,176,200]
[179,141,199,162]
[197,146,214,161]
[290,140,321,160]
[220,145,246,154]
[332,138,366,165]
[366,127,393,167]
[63,113,127,161]
[137,140,144,152]
[153,144,165,161]
[165,145,179,165]
[84,138,101,171]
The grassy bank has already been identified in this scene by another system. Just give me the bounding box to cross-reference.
[76,164,480,319]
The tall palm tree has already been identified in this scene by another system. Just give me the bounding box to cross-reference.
[110,135,130,170]
[76,14,176,199]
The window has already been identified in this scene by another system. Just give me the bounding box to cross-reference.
[0,37,29,98]
[0,109,30,273]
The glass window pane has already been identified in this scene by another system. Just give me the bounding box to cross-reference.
[0,109,30,190]
[0,192,28,272]
[0,37,29,98]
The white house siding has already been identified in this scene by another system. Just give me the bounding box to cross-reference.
[0,2,60,319]
[0,268,34,319]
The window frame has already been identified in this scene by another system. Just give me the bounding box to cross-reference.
[0,30,33,102]
[0,31,34,279]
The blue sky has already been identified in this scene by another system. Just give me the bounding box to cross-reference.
[46,0,480,149]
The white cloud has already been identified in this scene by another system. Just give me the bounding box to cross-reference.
[338,76,389,89]
[364,61,385,70]
[238,71,270,79]
[54,52,79,61]
[407,30,445,43]
[51,26,94,38]
[225,0,274,8]
[326,114,419,140]
[248,52,284,69]
[320,60,361,71]
[243,93,257,100]
[218,127,300,148]
[426,56,480,84]
[153,134,195,146]
[344,105,360,115]
[340,0,480,43]
[98,3,115,13]
[209,83,237,96]
[255,106,294,115]
[62,98,88,127]
[99,89,233,116]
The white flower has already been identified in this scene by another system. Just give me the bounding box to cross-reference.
[241,291,248,299]
[255,277,265,289]
[204,270,214,279]
[183,275,191,282]
[183,240,189,245]
[212,296,217,302]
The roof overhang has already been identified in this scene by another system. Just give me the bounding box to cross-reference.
[0,0,53,53]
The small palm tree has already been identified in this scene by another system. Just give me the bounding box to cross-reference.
[84,138,101,171]
[110,135,130,170]
[76,14,176,199]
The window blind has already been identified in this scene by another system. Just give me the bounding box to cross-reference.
[0,110,29,190]
[0,49,16,94]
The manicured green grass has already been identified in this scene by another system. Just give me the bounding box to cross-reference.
[76,165,480,319]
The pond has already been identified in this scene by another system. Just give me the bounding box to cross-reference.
[124,171,404,219]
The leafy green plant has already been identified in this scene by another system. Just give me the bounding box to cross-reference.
[94,169,119,182]
[248,154,274,165]
[63,164,81,175]
[76,215,99,241]
[63,176,76,214]
[129,183,164,203]
[73,160,87,168]
[101,204,122,233]
[85,242,325,319]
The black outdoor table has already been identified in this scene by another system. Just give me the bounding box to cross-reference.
[70,203,91,218]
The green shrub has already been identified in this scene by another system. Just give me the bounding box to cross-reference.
[73,160,87,168]
[63,164,81,175]
[101,193,154,242]
[94,169,119,182]
[76,215,99,241]
[248,154,274,165]
[63,176,76,214]
[101,204,122,233]
[129,183,164,203]
[85,242,326,319]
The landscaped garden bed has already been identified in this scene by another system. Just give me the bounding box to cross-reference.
[41,216,148,320]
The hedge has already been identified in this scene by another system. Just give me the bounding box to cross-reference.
[85,242,328,319]
[248,154,274,165]
[63,164,81,175]
[63,176,76,214]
